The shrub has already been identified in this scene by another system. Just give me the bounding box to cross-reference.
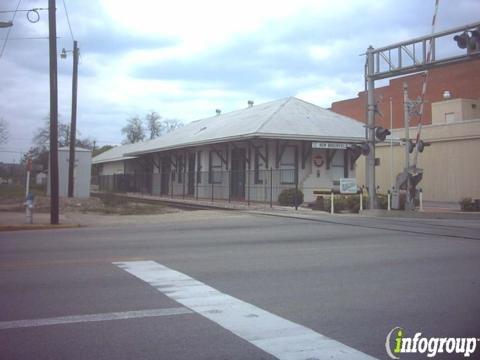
[278,188,304,207]
[459,197,475,212]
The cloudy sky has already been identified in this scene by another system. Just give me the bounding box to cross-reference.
[0,0,478,162]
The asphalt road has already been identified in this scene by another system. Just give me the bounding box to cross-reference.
[1,212,479,360]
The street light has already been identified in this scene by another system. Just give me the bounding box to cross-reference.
[0,21,13,28]
[60,41,79,198]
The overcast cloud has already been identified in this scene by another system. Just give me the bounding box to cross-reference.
[0,0,479,162]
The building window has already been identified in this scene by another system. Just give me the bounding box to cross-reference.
[208,151,222,184]
[254,148,264,184]
[280,145,296,184]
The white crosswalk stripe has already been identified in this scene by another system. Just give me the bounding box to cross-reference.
[114,260,378,360]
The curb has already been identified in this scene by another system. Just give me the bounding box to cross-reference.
[0,224,82,232]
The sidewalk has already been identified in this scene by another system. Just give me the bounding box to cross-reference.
[92,192,480,221]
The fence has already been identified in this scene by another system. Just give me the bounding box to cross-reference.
[91,169,303,207]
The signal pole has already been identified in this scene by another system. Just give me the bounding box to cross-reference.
[68,40,79,198]
[403,83,413,211]
[366,45,377,209]
[48,0,59,224]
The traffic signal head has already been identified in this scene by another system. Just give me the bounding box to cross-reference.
[454,28,480,53]
[454,32,469,49]
[375,127,391,142]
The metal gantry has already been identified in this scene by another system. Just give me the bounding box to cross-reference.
[365,21,480,209]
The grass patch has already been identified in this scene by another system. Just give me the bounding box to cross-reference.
[0,184,45,199]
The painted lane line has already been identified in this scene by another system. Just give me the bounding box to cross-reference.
[0,307,192,330]
[114,260,378,360]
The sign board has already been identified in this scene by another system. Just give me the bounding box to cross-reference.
[312,142,348,149]
[340,178,357,194]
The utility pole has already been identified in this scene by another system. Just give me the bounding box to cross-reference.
[48,0,59,224]
[68,40,79,198]
[366,46,377,209]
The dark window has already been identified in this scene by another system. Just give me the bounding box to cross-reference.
[196,151,202,184]
[280,145,296,184]
[178,155,184,183]
[208,151,222,184]
[254,148,264,184]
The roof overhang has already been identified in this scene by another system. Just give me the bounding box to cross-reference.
[125,134,366,157]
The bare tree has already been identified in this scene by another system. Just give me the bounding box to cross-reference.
[32,116,71,150]
[145,111,162,139]
[0,118,9,144]
[121,116,145,144]
[23,115,94,170]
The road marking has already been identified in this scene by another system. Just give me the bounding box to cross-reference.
[0,307,192,330]
[0,256,147,269]
[114,260,378,360]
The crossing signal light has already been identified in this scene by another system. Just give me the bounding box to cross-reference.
[454,28,480,54]
[350,143,370,156]
[349,143,370,162]
[408,140,415,153]
[375,127,391,142]
[417,140,425,153]
[409,172,423,188]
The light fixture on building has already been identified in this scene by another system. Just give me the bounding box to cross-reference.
[442,90,452,99]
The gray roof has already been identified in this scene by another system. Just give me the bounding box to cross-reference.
[126,97,365,156]
[91,143,139,164]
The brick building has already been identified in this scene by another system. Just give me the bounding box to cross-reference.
[331,58,480,128]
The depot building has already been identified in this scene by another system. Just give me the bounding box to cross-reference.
[92,97,368,203]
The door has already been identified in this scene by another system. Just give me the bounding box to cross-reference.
[230,148,246,200]
[187,153,195,195]
[160,159,170,195]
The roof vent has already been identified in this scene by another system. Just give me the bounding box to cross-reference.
[442,90,452,100]
[247,100,254,108]
[215,109,221,116]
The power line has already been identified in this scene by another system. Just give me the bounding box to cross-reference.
[0,36,52,40]
[0,0,22,59]
[0,8,48,14]
[62,0,74,41]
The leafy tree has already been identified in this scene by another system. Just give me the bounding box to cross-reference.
[0,118,9,144]
[121,116,145,144]
[145,111,162,139]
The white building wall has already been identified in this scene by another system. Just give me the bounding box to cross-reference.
[48,148,92,198]
[103,140,357,203]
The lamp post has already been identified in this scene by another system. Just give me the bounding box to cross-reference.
[61,41,79,198]
[0,21,13,28]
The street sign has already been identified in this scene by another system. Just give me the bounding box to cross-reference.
[340,178,357,194]
[312,142,348,149]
